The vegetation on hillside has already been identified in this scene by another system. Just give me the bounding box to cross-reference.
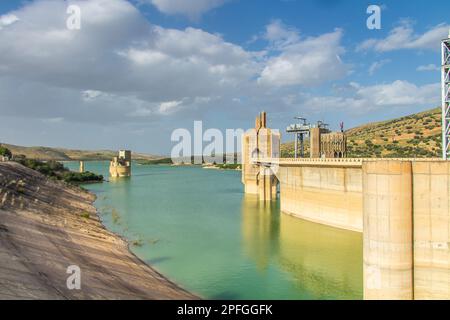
[282,107,442,158]
[346,108,441,158]
[0,145,12,158]
[137,157,173,165]
[15,157,103,184]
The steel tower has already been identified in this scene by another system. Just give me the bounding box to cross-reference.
[442,31,450,159]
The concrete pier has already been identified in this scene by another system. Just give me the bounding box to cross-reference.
[258,167,278,202]
[413,161,450,299]
[362,161,413,300]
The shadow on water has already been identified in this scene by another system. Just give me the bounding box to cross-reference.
[209,291,241,300]
[146,256,172,265]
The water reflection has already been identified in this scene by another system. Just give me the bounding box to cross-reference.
[241,195,363,299]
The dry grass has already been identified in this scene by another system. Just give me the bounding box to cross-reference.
[3,144,160,161]
[282,107,442,158]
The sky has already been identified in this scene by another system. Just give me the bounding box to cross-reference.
[0,0,449,155]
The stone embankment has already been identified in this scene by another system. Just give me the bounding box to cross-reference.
[0,162,196,299]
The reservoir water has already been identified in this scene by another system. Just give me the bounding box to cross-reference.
[66,161,363,299]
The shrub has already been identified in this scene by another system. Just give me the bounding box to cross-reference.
[0,146,12,158]
[80,212,90,219]
[16,157,103,184]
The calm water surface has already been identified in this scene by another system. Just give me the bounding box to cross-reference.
[66,161,362,299]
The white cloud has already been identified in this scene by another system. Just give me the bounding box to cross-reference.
[3,0,435,144]
[0,0,353,129]
[147,0,229,19]
[368,59,391,76]
[303,80,440,113]
[0,14,19,29]
[82,90,106,101]
[417,64,440,72]
[358,21,450,52]
[0,0,259,123]
[258,28,349,87]
[357,80,439,106]
[158,100,183,114]
[264,20,300,49]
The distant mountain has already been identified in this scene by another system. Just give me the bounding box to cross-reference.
[2,144,161,161]
[4,107,442,161]
[281,107,442,158]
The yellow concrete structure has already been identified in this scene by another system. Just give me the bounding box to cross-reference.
[310,127,347,158]
[79,161,85,173]
[241,112,280,201]
[363,161,413,300]
[412,161,450,299]
[277,163,363,232]
[320,132,347,158]
[244,157,450,299]
[109,150,131,178]
[241,112,450,299]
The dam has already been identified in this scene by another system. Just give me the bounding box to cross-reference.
[242,112,450,300]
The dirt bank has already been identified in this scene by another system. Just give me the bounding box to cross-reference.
[0,162,196,300]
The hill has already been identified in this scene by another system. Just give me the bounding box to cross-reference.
[281,107,442,158]
[2,144,160,161]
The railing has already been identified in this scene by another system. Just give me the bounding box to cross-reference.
[250,157,445,168]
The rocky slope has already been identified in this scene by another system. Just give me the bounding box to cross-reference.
[0,162,196,300]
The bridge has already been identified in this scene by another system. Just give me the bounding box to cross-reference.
[242,113,450,300]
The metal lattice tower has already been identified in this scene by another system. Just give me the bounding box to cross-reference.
[286,117,310,158]
[442,31,450,159]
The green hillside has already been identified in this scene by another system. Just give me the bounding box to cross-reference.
[281,107,442,158]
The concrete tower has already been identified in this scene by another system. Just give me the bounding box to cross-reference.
[242,112,281,201]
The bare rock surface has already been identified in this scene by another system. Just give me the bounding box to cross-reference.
[0,162,196,300]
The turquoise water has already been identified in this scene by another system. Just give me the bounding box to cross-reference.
[65,161,363,299]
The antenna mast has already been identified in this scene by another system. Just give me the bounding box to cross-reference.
[442,30,450,159]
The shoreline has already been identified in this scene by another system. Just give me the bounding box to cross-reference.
[0,162,197,300]
[90,191,200,299]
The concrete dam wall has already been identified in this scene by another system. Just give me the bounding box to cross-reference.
[241,113,450,299]
[277,163,363,232]
[243,158,450,300]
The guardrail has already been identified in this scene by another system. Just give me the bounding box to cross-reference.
[250,157,445,168]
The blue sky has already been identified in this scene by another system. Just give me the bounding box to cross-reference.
[0,0,449,154]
